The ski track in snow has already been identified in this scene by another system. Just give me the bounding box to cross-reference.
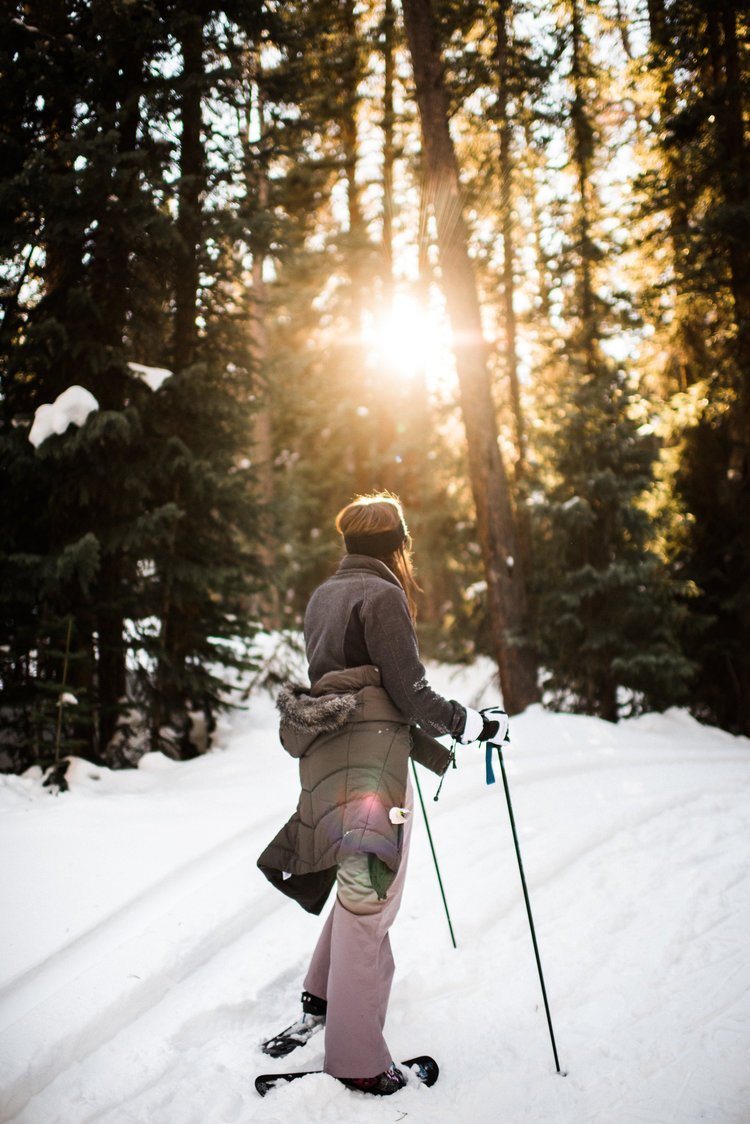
[1,676,749,1123]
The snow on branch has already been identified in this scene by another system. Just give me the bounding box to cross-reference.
[127,362,173,392]
[29,386,100,448]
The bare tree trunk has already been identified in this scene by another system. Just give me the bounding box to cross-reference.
[614,0,634,60]
[155,15,204,744]
[496,0,525,476]
[523,122,553,322]
[240,67,273,511]
[647,0,709,392]
[382,0,396,298]
[570,0,596,358]
[495,0,533,586]
[341,0,365,260]
[339,0,373,494]
[31,0,96,753]
[706,4,750,730]
[174,14,204,372]
[35,0,80,356]
[92,28,143,752]
[401,0,538,713]
[240,57,277,625]
[250,223,272,514]
[374,0,405,498]
[569,0,618,723]
[713,0,750,480]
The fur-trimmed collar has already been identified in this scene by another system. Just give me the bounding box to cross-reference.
[276,682,358,734]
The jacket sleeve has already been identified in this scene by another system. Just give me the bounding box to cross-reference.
[362,583,466,738]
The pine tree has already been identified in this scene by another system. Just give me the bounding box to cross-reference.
[638,0,750,733]
[0,2,266,768]
[1,0,159,764]
[529,0,692,719]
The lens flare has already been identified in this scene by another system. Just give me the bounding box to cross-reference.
[368,294,444,379]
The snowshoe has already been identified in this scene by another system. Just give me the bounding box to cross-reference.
[255,1054,439,1097]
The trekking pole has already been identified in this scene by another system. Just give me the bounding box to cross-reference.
[487,740,565,1075]
[410,759,457,949]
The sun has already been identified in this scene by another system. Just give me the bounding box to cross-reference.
[366,292,448,382]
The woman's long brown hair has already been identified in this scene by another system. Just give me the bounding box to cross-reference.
[335,492,421,622]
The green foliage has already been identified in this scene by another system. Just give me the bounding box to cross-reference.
[0,1,266,770]
[526,0,693,720]
[668,408,750,733]
[634,0,750,733]
[529,350,693,719]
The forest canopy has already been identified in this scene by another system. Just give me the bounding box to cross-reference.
[1,0,748,771]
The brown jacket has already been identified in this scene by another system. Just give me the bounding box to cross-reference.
[257,665,452,914]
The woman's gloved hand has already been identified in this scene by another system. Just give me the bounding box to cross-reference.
[459,705,509,744]
[479,705,509,744]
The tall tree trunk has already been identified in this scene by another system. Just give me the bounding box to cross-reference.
[174,15,204,372]
[496,0,525,477]
[156,14,204,743]
[568,0,618,723]
[339,0,372,493]
[382,0,396,298]
[523,122,553,322]
[713,0,750,480]
[341,0,365,262]
[35,0,80,367]
[92,29,143,752]
[707,2,750,734]
[31,0,95,750]
[647,0,709,391]
[614,0,634,60]
[239,60,273,509]
[495,0,532,585]
[250,191,273,521]
[240,56,277,625]
[401,0,538,713]
[570,0,596,362]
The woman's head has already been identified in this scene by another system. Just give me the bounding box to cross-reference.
[335,493,420,620]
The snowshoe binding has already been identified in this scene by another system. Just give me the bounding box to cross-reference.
[261,991,327,1058]
[340,1063,408,1096]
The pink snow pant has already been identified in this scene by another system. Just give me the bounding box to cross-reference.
[303,777,414,1079]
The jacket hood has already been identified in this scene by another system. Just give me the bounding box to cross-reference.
[275,665,383,755]
[276,681,358,736]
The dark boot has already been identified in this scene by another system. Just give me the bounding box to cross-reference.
[340,1064,407,1096]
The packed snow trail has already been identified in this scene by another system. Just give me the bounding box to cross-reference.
[1,662,749,1122]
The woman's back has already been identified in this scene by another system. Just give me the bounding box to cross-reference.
[305,553,462,738]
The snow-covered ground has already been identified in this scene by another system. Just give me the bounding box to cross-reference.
[1,660,749,1123]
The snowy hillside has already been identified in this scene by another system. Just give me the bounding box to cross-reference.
[1,660,749,1123]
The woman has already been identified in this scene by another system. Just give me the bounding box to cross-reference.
[258,493,504,1095]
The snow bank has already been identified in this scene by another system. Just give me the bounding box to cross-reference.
[1,665,749,1122]
[28,386,99,447]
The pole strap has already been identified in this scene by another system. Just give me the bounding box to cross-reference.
[485,742,496,784]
